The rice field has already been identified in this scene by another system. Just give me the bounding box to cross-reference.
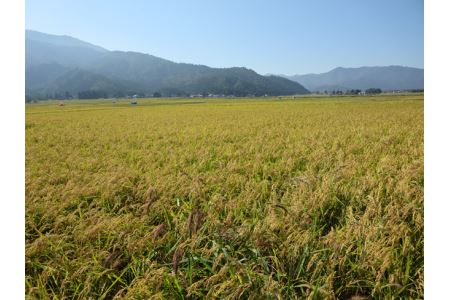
[25,95,424,299]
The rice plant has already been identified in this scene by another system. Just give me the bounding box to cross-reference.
[25,95,423,299]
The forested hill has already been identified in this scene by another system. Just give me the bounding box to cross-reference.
[26,30,309,99]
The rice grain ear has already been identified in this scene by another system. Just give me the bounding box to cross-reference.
[193,210,205,235]
[186,210,194,235]
[141,186,159,214]
[348,295,369,300]
[195,176,205,185]
[187,208,204,236]
[145,186,159,202]
[111,256,129,271]
[102,247,128,271]
[140,201,151,214]
[172,247,184,275]
[152,222,168,241]
[102,245,119,268]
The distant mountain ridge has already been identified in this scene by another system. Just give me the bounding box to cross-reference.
[25,30,309,99]
[283,66,424,92]
[26,30,108,53]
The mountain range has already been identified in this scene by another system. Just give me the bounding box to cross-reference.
[26,30,424,100]
[282,66,424,92]
[25,30,309,99]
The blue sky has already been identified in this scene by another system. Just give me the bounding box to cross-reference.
[25,0,423,75]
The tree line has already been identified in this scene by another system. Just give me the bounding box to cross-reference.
[317,88,383,95]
